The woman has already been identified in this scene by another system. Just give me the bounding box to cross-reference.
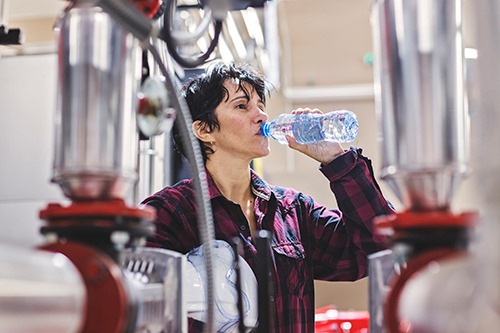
[142,63,395,333]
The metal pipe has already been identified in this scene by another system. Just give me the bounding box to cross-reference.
[52,0,142,201]
[255,230,275,333]
[371,0,470,211]
[0,245,85,333]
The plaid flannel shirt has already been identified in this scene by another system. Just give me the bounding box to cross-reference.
[142,147,395,333]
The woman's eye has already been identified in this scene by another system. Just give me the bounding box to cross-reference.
[236,104,247,109]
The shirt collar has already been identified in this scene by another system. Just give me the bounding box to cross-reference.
[204,169,224,200]
[204,168,273,201]
[250,169,272,201]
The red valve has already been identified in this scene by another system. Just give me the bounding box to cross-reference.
[40,242,129,333]
[375,211,476,333]
[384,249,467,333]
[65,0,162,19]
[132,0,161,18]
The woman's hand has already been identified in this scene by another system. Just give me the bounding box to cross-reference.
[285,108,345,164]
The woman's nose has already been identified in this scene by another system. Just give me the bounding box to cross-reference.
[256,108,268,124]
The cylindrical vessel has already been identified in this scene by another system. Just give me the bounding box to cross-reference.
[52,0,142,200]
[0,245,85,333]
[261,110,358,144]
[371,0,470,211]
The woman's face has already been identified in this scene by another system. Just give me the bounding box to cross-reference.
[209,80,270,162]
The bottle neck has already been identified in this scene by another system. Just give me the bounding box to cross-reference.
[260,123,271,138]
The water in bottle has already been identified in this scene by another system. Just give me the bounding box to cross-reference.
[260,110,358,144]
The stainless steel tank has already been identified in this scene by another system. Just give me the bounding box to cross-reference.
[371,0,470,211]
[52,0,142,200]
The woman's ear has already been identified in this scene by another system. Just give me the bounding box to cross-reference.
[192,120,214,143]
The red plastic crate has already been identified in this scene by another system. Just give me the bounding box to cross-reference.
[315,305,369,333]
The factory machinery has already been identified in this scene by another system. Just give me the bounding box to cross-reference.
[368,0,500,332]
[0,0,270,332]
[0,0,499,332]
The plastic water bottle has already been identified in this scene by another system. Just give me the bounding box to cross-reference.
[260,110,358,144]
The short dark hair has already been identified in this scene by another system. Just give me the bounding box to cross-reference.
[173,62,271,161]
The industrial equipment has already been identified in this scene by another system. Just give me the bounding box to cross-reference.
[369,0,500,332]
[0,0,271,332]
[1,0,500,332]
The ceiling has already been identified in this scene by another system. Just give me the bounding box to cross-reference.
[3,0,428,90]
[3,0,280,85]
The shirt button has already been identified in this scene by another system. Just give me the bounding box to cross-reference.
[240,225,246,231]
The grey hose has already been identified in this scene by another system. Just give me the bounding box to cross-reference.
[148,43,216,333]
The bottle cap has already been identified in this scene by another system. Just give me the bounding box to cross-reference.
[260,123,270,138]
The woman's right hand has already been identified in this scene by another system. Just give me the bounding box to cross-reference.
[285,108,345,164]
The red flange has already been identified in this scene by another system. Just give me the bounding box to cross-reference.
[39,200,155,220]
[40,242,130,333]
[374,211,477,231]
[39,200,156,236]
